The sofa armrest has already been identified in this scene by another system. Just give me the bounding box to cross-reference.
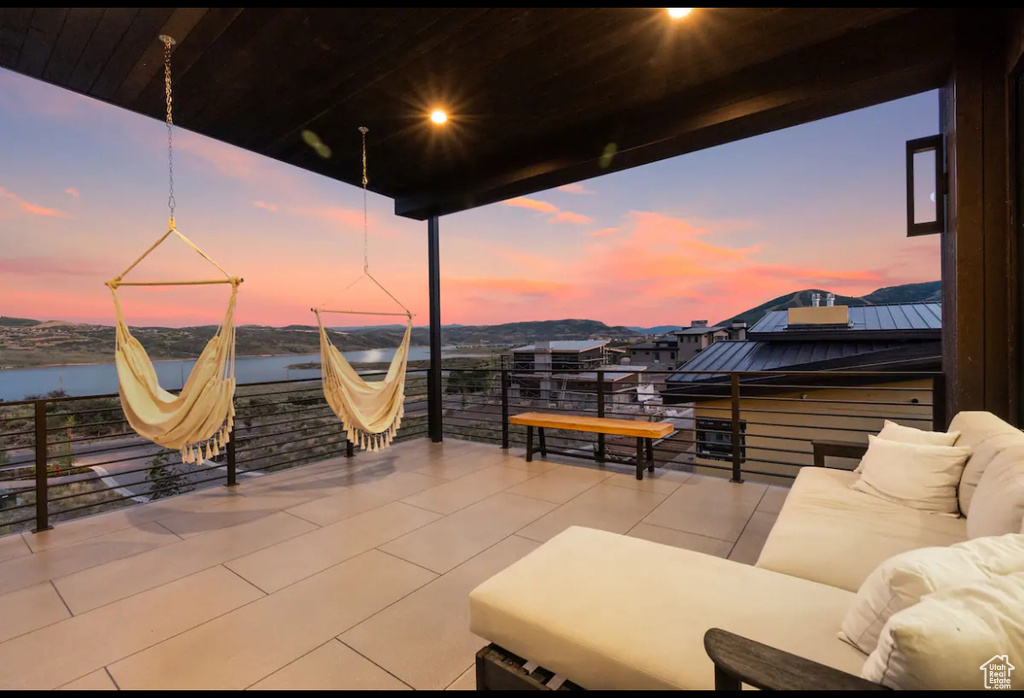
[811,439,869,468]
[703,628,886,691]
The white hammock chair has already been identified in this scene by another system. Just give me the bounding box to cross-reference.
[107,35,243,465]
[312,126,413,452]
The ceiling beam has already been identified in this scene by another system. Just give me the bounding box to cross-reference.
[395,10,954,220]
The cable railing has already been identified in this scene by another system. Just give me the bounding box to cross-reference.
[0,362,943,537]
[439,365,944,484]
[0,370,429,536]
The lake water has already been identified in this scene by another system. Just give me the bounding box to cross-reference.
[0,346,478,401]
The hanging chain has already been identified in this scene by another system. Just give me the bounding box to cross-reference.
[359,126,369,273]
[161,35,177,228]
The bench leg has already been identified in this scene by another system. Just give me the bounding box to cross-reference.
[636,437,644,480]
[526,425,534,463]
[646,438,654,473]
[538,427,547,457]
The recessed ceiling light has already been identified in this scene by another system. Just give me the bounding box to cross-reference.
[430,109,448,124]
[667,8,692,19]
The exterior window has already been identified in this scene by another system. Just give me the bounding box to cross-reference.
[696,418,746,462]
[670,352,675,360]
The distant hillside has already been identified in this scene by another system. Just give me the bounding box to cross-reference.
[0,316,41,327]
[0,317,640,368]
[627,325,682,335]
[444,319,639,345]
[718,281,941,327]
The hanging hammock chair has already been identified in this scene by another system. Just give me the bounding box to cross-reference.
[107,35,243,465]
[312,127,413,452]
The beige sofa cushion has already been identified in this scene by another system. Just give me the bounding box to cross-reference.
[850,436,969,515]
[841,533,1024,655]
[469,527,863,690]
[968,446,1024,539]
[757,468,967,592]
[877,419,960,446]
[948,411,1024,515]
[861,572,1024,689]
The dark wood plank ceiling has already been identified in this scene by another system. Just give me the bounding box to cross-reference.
[0,8,955,219]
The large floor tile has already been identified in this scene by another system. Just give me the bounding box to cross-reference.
[381,493,555,574]
[0,565,263,690]
[0,534,30,562]
[285,472,442,526]
[0,522,179,596]
[446,665,476,690]
[226,502,439,593]
[516,483,666,543]
[757,485,790,515]
[642,475,766,542]
[728,511,779,565]
[250,639,410,690]
[0,582,71,642]
[342,535,539,690]
[503,464,612,504]
[156,489,321,538]
[603,468,691,495]
[55,511,316,614]
[412,447,510,480]
[401,465,535,515]
[57,669,118,690]
[626,523,733,558]
[108,550,435,690]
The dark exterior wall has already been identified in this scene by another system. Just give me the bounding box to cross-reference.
[941,9,1020,423]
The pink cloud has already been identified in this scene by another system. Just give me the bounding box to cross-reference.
[502,196,593,225]
[65,187,80,198]
[589,227,618,237]
[290,205,366,229]
[0,256,100,276]
[556,183,594,195]
[252,200,278,212]
[0,186,70,218]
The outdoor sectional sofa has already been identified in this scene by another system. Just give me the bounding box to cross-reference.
[468,411,1024,690]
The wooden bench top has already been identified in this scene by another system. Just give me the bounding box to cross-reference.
[509,412,674,438]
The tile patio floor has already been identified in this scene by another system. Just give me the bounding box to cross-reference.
[0,438,787,690]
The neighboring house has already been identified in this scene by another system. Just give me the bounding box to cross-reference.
[629,320,748,368]
[662,302,942,482]
[507,340,646,405]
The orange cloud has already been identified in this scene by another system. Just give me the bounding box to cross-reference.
[65,187,80,198]
[252,200,278,212]
[0,186,70,218]
[502,196,593,225]
[290,205,366,229]
[556,183,594,195]
[589,227,618,237]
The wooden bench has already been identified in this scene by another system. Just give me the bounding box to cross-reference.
[508,412,674,480]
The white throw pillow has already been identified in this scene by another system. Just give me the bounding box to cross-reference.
[878,419,961,446]
[967,446,1024,539]
[841,534,1024,655]
[851,436,971,515]
[861,572,1024,689]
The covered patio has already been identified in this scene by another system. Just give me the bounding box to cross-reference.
[1,6,1024,692]
[0,438,783,689]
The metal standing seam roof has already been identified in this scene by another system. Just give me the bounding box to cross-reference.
[675,326,728,335]
[748,302,941,334]
[666,339,926,383]
[511,340,608,352]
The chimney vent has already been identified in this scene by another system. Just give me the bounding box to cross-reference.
[811,293,821,308]
[826,292,835,307]
[691,320,708,327]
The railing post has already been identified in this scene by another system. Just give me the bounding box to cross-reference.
[225,426,237,487]
[33,400,52,532]
[346,439,355,458]
[730,374,743,483]
[932,373,947,432]
[501,368,510,450]
[596,370,606,463]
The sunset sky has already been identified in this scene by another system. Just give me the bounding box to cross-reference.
[0,67,940,329]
